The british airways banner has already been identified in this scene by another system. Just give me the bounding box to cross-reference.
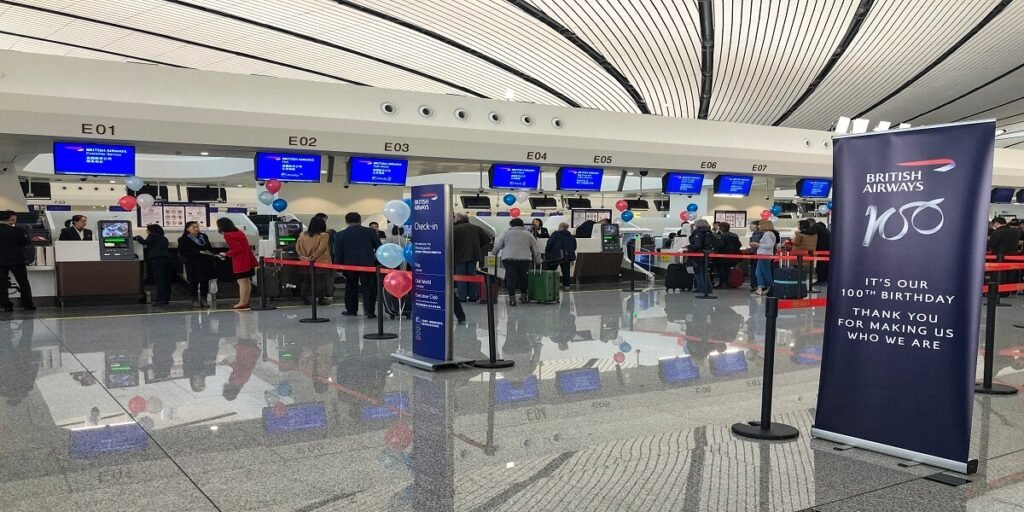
[813,120,994,474]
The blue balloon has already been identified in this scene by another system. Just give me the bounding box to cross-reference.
[770,204,782,216]
[620,210,634,222]
[277,381,292,397]
[619,342,632,353]
[687,203,699,213]
[826,201,833,210]
[503,194,516,206]
[403,198,413,209]
[271,198,288,212]
[403,244,415,264]
[375,243,404,269]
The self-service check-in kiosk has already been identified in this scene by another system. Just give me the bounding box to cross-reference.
[98,220,135,260]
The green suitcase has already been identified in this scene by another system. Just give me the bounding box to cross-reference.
[527,268,560,304]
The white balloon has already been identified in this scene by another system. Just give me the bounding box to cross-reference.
[383,199,411,226]
[818,205,830,215]
[375,243,404,269]
[516,190,530,203]
[258,191,275,205]
[136,193,156,209]
[124,176,144,192]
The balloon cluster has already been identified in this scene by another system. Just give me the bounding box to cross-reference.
[256,179,288,212]
[119,176,155,211]
[817,201,834,215]
[378,199,415,298]
[615,199,642,223]
[501,191,531,217]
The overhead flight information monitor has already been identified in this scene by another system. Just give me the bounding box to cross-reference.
[713,175,754,197]
[348,157,408,186]
[53,142,135,176]
[97,220,134,260]
[796,178,832,198]
[556,167,604,191]
[255,152,322,182]
[991,188,1016,204]
[662,172,704,195]
[489,164,540,190]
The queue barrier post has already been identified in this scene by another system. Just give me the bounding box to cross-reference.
[299,259,329,324]
[364,263,398,340]
[976,273,1018,395]
[732,296,800,440]
[803,253,819,295]
[696,250,717,300]
[622,235,638,293]
[468,272,514,369]
[249,256,277,311]
[991,254,1013,308]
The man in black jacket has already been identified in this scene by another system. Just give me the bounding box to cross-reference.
[58,215,93,241]
[333,212,382,318]
[0,210,35,312]
[989,217,1021,295]
[452,214,491,302]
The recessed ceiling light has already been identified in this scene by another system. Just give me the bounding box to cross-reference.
[628,171,635,176]
[236,184,243,188]
[504,89,516,101]
[109,180,116,184]
[320,170,328,174]
[200,152,209,156]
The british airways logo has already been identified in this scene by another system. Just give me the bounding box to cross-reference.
[896,158,956,173]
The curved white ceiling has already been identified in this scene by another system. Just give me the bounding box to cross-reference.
[0,0,1022,149]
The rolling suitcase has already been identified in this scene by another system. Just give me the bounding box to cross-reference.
[665,262,694,291]
[262,265,283,299]
[772,253,807,299]
[527,263,560,304]
[727,266,744,288]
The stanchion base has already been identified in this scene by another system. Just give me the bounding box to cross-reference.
[365,333,398,340]
[731,421,800,440]
[249,305,277,311]
[696,295,718,300]
[975,383,1019,395]
[299,317,330,324]
[1014,324,1024,329]
[466,359,515,369]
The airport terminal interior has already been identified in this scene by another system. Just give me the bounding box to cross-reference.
[2,1,1024,511]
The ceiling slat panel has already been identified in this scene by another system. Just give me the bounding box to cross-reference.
[782,0,1001,129]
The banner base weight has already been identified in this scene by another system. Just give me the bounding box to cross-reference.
[731,421,799,441]
[467,359,515,369]
[365,333,398,340]
[975,383,1018,395]
[299,317,329,323]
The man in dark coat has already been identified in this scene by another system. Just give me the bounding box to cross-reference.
[0,210,34,311]
[452,213,491,302]
[333,212,382,318]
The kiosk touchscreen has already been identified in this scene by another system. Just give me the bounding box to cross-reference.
[601,223,621,252]
[97,220,134,260]
[274,221,303,248]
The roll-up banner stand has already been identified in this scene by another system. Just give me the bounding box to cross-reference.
[392,183,469,371]
[813,120,995,474]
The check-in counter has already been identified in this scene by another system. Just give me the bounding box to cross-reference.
[53,241,145,306]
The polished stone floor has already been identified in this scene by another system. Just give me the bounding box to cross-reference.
[1,287,1023,511]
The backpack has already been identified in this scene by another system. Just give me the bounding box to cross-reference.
[721,233,742,254]
[706,231,725,252]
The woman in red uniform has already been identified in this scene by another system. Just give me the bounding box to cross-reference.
[217,218,258,310]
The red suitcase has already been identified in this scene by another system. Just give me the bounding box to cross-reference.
[727,266,744,288]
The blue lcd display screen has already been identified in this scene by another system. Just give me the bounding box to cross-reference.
[263,402,328,434]
[662,172,704,195]
[709,350,749,377]
[557,167,604,191]
[713,175,754,196]
[53,142,135,176]
[495,376,540,403]
[489,164,541,190]
[796,178,832,198]
[659,356,701,383]
[556,368,602,394]
[255,152,322,182]
[348,157,408,186]
[69,423,148,459]
[991,188,1016,204]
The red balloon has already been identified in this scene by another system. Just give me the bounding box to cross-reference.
[265,179,282,194]
[679,211,689,222]
[128,396,147,414]
[509,207,521,218]
[118,195,138,212]
[271,402,288,418]
[384,270,413,298]
[613,352,626,364]
[615,199,629,212]
[760,209,772,220]
[385,422,413,450]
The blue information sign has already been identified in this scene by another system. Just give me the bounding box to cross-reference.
[411,184,453,362]
[489,164,540,189]
[709,350,748,377]
[255,152,322,182]
[54,142,135,176]
[713,175,753,196]
[361,392,411,421]
[556,368,602,394]
[662,172,704,195]
[69,423,148,459]
[796,178,832,198]
[263,402,327,434]
[348,157,408,186]
[556,167,604,191]
[658,356,701,383]
[495,376,540,403]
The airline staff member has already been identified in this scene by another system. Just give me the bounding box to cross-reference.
[0,210,35,312]
[58,215,93,241]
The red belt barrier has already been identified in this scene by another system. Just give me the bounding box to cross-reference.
[984,262,1024,271]
[453,274,485,284]
[986,255,1024,261]
[265,257,485,283]
[997,282,1024,294]
[778,297,828,310]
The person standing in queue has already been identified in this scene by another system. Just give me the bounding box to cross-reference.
[491,218,539,306]
[296,216,333,306]
[544,222,576,291]
[134,224,172,306]
[791,219,818,276]
[530,219,550,239]
[177,221,216,308]
[452,213,490,303]
[0,210,34,312]
[687,219,713,294]
[715,222,742,288]
[333,212,382,318]
[217,218,258,310]
[746,220,763,291]
[58,215,93,241]
[988,216,1021,296]
[813,221,831,286]
[751,220,778,296]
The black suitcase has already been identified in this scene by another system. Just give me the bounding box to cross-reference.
[262,266,283,299]
[666,263,694,291]
[772,266,807,299]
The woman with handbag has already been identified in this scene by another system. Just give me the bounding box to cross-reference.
[177,221,216,308]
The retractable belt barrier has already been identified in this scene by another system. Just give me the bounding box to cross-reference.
[266,257,487,285]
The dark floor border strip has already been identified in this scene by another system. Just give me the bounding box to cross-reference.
[853,0,1013,119]
[0,0,367,86]
[0,29,185,67]
[903,60,1024,123]
[696,0,714,119]
[332,0,580,107]
[164,0,485,98]
[505,0,647,113]
[772,0,875,126]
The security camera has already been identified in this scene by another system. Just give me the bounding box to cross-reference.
[79,177,88,182]
[765,196,771,201]
[639,170,648,177]
[477,187,485,194]
[687,195,693,199]
[343,184,350,189]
